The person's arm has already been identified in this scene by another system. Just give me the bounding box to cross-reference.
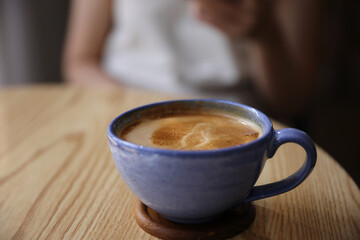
[62,0,118,87]
[191,0,323,116]
[248,0,323,116]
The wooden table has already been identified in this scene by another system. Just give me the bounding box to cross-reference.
[0,85,359,240]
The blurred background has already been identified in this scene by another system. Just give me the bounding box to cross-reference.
[0,0,359,185]
[0,0,69,85]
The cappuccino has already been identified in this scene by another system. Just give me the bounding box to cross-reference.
[119,113,261,150]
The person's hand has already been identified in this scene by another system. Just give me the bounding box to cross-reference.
[189,0,270,40]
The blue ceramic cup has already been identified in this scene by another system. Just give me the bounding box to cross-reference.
[108,99,316,223]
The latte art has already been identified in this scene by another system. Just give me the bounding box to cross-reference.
[120,113,261,150]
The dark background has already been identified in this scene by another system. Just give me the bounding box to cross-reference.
[0,0,69,85]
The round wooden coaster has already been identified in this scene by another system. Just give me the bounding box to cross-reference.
[134,200,256,240]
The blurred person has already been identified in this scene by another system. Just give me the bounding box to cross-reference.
[63,0,248,102]
[63,0,323,120]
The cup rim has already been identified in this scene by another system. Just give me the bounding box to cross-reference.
[107,99,273,156]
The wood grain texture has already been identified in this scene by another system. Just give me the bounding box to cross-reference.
[0,85,359,240]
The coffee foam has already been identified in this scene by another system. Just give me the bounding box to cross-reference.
[120,113,261,150]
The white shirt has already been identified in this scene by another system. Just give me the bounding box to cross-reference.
[103,0,241,99]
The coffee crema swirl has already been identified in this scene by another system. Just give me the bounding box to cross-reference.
[119,113,261,150]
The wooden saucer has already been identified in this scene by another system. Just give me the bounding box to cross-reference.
[134,200,256,240]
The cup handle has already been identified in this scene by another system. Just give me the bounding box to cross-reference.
[241,128,317,203]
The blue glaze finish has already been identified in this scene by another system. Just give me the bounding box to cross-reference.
[239,128,317,203]
[107,99,317,223]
